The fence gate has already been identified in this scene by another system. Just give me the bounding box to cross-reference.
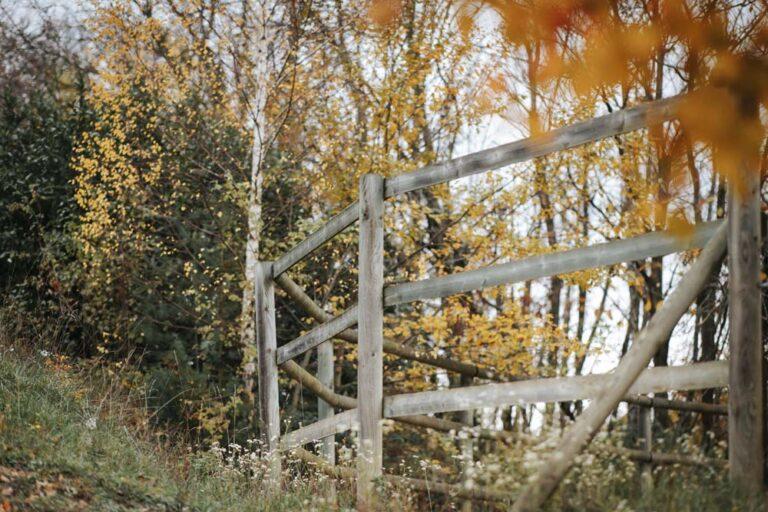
[255,95,764,510]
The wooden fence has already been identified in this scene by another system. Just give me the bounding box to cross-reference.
[255,94,764,510]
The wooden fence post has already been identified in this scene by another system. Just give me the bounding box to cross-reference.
[318,340,336,501]
[727,134,764,495]
[256,261,281,490]
[357,174,385,510]
[639,401,653,495]
[459,375,474,512]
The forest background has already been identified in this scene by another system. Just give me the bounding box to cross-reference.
[1,0,767,507]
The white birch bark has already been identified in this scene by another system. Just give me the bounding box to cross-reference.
[241,0,284,409]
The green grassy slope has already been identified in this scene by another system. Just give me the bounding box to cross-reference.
[0,352,187,510]
[0,351,338,512]
[0,349,752,512]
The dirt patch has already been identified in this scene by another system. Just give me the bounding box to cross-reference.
[0,465,184,511]
[0,465,92,511]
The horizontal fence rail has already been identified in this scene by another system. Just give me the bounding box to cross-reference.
[384,96,683,197]
[292,447,512,503]
[280,409,358,452]
[625,395,728,415]
[383,361,727,418]
[279,356,516,441]
[276,361,727,453]
[276,305,359,364]
[292,444,721,503]
[273,201,359,277]
[606,447,725,468]
[385,220,721,305]
[273,96,685,278]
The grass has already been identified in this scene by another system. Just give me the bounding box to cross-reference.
[0,349,345,511]
[0,346,759,511]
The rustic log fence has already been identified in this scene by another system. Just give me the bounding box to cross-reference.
[256,94,763,510]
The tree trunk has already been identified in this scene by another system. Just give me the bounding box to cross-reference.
[697,175,726,434]
[241,0,284,428]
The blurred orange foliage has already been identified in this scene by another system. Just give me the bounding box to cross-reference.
[457,0,767,196]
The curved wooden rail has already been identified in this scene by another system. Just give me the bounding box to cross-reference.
[274,273,503,379]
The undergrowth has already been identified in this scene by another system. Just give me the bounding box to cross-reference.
[0,347,351,511]
[0,343,759,511]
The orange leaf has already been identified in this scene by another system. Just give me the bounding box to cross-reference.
[667,212,695,241]
[367,0,402,26]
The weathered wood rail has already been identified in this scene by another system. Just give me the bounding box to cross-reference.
[255,94,763,510]
[383,361,727,418]
[277,221,722,366]
[385,220,721,305]
[278,360,726,452]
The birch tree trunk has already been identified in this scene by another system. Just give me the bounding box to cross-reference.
[241,0,285,421]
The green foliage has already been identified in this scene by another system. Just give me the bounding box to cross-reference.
[0,84,90,351]
[71,63,253,435]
